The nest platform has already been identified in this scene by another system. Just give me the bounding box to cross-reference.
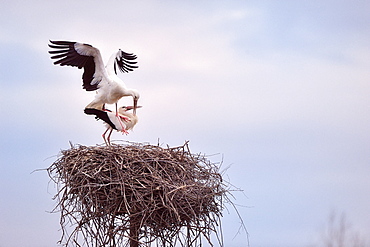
[48,142,231,247]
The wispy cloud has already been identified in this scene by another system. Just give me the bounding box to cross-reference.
[1,1,370,246]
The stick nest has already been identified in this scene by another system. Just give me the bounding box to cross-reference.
[48,142,231,246]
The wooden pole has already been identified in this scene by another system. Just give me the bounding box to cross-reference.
[129,216,139,247]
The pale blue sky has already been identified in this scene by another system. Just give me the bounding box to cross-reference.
[1,1,369,246]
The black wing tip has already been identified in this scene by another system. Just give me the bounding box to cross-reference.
[115,50,139,73]
[84,108,116,129]
[48,40,77,51]
[49,40,76,45]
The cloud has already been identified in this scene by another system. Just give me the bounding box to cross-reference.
[1,1,370,246]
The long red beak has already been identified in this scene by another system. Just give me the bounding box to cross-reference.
[133,97,138,115]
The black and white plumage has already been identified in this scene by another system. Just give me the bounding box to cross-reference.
[84,106,140,145]
[48,40,140,115]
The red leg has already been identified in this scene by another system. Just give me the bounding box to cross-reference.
[121,128,129,135]
[115,103,130,132]
[102,128,111,145]
[107,128,113,145]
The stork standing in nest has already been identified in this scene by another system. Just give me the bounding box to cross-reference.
[84,106,141,145]
[48,40,140,129]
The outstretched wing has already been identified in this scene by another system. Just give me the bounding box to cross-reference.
[114,50,139,74]
[48,40,106,91]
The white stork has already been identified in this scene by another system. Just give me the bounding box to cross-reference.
[48,40,140,121]
[84,106,141,145]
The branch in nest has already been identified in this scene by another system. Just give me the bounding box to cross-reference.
[47,142,242,247]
